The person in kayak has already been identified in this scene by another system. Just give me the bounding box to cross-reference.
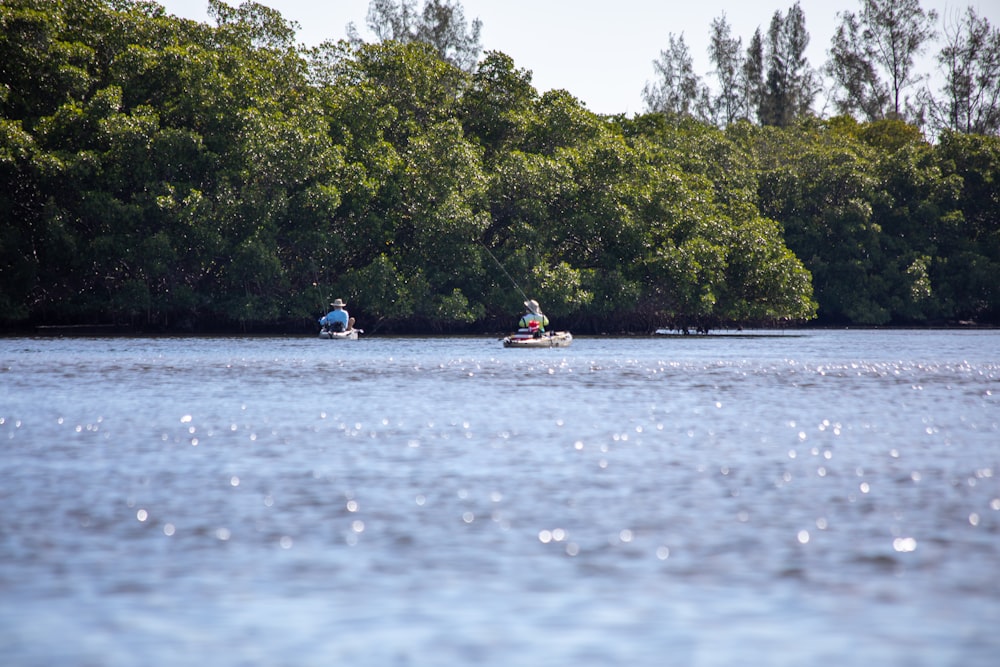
[320,299,350,332]
[519,299,549,337]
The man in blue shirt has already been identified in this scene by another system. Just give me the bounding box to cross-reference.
[320,299,350,331]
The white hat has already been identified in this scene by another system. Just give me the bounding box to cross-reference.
[330,298,346,308]
[524,299,541,314]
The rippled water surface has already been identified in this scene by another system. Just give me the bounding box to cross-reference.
[1,330,998,666]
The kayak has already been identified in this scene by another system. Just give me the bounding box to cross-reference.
[319,313,362,339]
[319,327,361,340]
[502,330,573,348]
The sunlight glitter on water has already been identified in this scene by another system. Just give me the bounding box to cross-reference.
[1,331,998,667]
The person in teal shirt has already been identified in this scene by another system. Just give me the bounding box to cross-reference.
[518,299,549,336]
[319,298,350,331]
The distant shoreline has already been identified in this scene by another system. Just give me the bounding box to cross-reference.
[3,321,993,338]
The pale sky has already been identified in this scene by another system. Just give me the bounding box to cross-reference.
[158,0,998,116]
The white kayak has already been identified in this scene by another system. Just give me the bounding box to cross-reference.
[502,330,573,348]
[319,327,361,340]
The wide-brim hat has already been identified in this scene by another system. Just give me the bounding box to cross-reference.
[330,298,346,307]
[524,299,541,314]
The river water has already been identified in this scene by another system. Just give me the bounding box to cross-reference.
[1,330,997,666]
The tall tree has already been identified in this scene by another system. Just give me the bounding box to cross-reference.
[740,28,765,124]
[759,2,816,127]
[827,12,889,120]
[414,0,482,73]
[349,0,482,73]
[925,7,1000,135]
[643,33,708,119]
[708,13,744,126]
[828,0,938,121]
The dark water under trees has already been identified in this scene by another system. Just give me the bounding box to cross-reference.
[1,330,997,665]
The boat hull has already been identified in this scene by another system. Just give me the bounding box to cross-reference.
[319,328,359,340]
[502,331,573,348]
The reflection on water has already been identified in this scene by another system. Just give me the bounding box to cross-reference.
[1,330,998,666]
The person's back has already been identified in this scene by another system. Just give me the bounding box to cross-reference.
[327,314,347,331]
[321,299,350,330]
[518,299,548,335]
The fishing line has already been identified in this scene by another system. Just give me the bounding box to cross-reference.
[478,241,530,305]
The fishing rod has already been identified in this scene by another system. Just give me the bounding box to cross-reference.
[478,240,530,305]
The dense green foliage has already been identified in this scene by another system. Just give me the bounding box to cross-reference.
[1,1,997,332]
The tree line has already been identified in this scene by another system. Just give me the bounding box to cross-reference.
[0,0,997,333]
[646,0,1000,137]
